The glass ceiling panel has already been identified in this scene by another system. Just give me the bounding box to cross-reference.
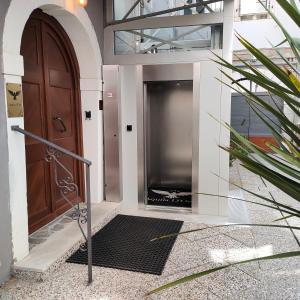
[113,0,224,20]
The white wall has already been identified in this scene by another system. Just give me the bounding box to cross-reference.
[196,61,223,215]
[219,0,234,215]
[80,83,104,203]
[118,65,142,208]
[4,63,29,261]
[234,1,299,50]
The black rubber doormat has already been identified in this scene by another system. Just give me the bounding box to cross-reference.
[67,214,183,275]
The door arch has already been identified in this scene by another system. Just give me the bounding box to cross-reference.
[2,0,102,261]
[21,9,84,233]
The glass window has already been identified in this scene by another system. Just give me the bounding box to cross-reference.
[113,0,224,20]
[114,24,223,55]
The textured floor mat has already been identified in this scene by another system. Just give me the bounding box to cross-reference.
[67,214,183,275]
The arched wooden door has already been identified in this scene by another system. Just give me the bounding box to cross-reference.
[21,10,84,233]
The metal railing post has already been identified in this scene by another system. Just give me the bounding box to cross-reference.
[11,125,93,285]
[86,164,93,284]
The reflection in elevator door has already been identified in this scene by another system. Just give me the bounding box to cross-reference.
[145,81,193,208]
[103,66,120,202]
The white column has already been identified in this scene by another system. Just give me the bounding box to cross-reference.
[3,53,29,261]
[196,60,223,215]
[119,65,142,208]
[219,0,234,216]
[80,78,103,203]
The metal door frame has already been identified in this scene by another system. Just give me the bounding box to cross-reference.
[140,80,195,212]
[103,65,121,203]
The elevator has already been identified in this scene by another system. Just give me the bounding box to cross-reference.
[103,64,198,211]
[144,81,193,208]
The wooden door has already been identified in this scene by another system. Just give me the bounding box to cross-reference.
[21,10,84,233]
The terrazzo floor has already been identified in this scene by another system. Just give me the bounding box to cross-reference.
[1,161,299,300]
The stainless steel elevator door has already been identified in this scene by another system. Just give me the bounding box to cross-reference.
[146,81,193,189]
[103,65,120,202]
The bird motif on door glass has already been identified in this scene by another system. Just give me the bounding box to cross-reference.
[8,90,21,100]
[151,189,192,199]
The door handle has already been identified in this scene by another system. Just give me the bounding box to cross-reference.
[53,117,67,133]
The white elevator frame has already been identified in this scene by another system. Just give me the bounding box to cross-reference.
[103,1,235,216]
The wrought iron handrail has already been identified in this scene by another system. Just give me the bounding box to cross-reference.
[11,126,91,165]
[11,125,93,285]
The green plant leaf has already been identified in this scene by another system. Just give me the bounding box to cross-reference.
[292,37,300,52]
[218,81,300,149]
[228,116,300,179]
[276,0,300,27]
[226,123,300,181]
[226,145,300,199]
[233,55,300,117]
[273,214,295,222]
[281,137,300,158]
[214,54,298,98]
[260,0,300,63]
[233,152,300,201]
[209,112,300,205]
[275,38,288,47]
[146,265,228,296]
[146,251,300,295]
[286,67,300,92]
[266,143,300,168]
[270,44,300,76]
[236,33,299,95]
[214,57,300,112]
[151,223,300,242]
[245,101,289,152]
[222,174,300,212]
[288,0,299,11]
[197,192,300,217]
[218,63,300,115]
[219,71,300,141]
[243,165,300,200]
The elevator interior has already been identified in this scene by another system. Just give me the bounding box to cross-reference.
[144,81,193,208]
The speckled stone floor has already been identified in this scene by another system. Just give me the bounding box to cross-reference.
[1,161,299,300]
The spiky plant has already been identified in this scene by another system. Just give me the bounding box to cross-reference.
[147,0,300,295]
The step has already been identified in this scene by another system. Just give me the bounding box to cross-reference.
[13,202,120,281]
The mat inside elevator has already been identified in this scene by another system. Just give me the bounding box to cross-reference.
[145,81,193,209]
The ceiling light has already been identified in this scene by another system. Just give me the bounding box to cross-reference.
[79,0,88,7]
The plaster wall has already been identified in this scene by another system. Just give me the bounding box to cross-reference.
[118,65,142,209]
[0,0,13,285]
[85,0,104,55]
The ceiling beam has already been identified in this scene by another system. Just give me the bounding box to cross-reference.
[122,0,142,20]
